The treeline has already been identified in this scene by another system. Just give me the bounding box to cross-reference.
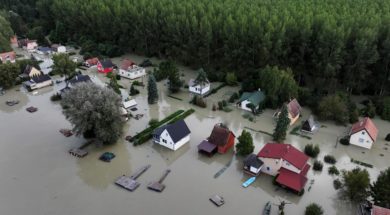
[0,13,13,52]
[2,0,390,97]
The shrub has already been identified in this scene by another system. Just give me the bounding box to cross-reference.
[223,107,233,112]
[149,119,159,127]
[218,101,223,110]
[328,166,340,175]
[68,52,76,56]
[195,96,207,108]
[313,160,323,171]
[129,84,140,96]
[333,179,342,190]
[133,80,142,86]
[339,137,350,145]
[50,93,62,101]
[381,97,390,121]
[222,100,227,107]
[229,92,239,103]
[385,133,390,141]
[184,84,189,88]
[324,155,337,164]
[116,74,121,80]
[317,94,348,124]
[212,104,217,111]
[305,203,324,215]
[304,144,320,158]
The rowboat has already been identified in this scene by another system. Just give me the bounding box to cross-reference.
[263,201,271,215]
[242,176,256,188]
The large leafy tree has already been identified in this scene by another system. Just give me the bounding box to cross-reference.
[340,168,370,203]
[147,74,158,104]
[305,203,324,215]
[0,62,19,88]
[52,53,76,79]
[61,83,124,145]
[317,94,349,124]
[371,167,390,208]
[236,130,254,156]
[194,68,208,86]
[0,14,13,52]
[273,104,290,142]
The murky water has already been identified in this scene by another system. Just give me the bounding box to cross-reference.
[0,53,389,215]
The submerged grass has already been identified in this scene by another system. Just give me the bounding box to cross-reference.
[167,95,183,101]
[244,126,272,136]
[350,158,373,168]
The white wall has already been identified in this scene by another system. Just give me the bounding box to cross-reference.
[259,157,283,176]
[157,130,190,151]
[240,100,258,112]
[250,166,262,174]
[350,130,373,149]
[281,160,301,174]
[31,80,53,90]
[118,68,146,79]
[189,84,210,95]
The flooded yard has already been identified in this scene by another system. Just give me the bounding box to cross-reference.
[0,53,389,215]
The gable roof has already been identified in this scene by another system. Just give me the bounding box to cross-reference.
[24,65,42,76]
[153,120,191,143]
[86,58,99,66]
[0,51,16,63]
[120,59,136,70]
[372,205,390,215]
[276,165,310,192]
[351,117,378,142]
[32,74,51,83]
[239,91,265,106]
[37,47,52,52]
[99,59,114,69]
[287,99,301,118]
[244,154,264,168]
[257,143,309,170]
[302,115,315,130]
[69,74,91,85]
[208,124,235,146]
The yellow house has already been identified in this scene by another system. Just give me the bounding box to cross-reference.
[274,99,302,125]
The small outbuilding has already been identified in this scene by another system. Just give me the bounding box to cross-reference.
[188,78,210,95]
[349,117,378,149]
[197,123,235,156]
[51,44,66,53]
[84,57,99,67]
[18,39,38,51]
[301,115,318,133]
[243,154,264,176]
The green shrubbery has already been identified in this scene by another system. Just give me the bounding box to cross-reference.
[328,166,340,175]
[304,144,320,158]
[324,155,337,164]
[313,160,323,171]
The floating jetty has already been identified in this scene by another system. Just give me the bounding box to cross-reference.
[26,106,38,113]
[209,194,225,207]
[147,169,171,192]
[69,148,88,158]
[115,165,151,191]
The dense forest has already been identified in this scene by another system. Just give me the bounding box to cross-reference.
[2,1,390,99]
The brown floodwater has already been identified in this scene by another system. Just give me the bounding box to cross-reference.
[0,53,389,215]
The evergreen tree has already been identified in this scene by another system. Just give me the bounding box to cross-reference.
[381,97,390,121]
[148,74,158,104]
[371,167,390,208]
[273,104,290,142]
[194,68,208,86]
[168,65,182,93]
[236,130,254,156]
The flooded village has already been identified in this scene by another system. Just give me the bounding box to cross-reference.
[1,42,390,215]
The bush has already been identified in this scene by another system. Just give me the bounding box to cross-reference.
[333,179,342,190]
[116,74,121,80]
[184,84,189,88]
[339,137,350,145]
[328,166,340,175]
[195,96,207,108]
[212,104,217,111]
[317,94,348,124]
[313,160,323,171]
[305,203,324,215]
[68,52,76,56]
[133,80,143,86]
[229,92,239,103]
[50,93,62,101]
[324,155,337,164]
[225,72,237,85]
[129,84,140,96]
[218,101,223,110]
[381,97,390,121]
[149,118,159,127]
[304,144,320,158]
[222,100,227,107]
[223,107,233,112]
[385,133,390,141]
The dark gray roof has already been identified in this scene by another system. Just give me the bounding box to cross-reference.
[32,74,51,83]
[69,74,91,85]
[243,154,264,168]
[153,120,191,143]
[100,59,114,68]
[37,47,52,52]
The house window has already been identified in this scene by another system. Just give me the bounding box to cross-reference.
[162,139,167,143]
[266,167,270,171]
[359,138,364,143]
[362,131,365,135]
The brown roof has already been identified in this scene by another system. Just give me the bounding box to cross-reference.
[208,124,234,146]
[120,59,136,70]
[351,117,378,142]
[372,205,390,215]
[287,99,301,118]
[86,58,99,66]
[0,51,16,62]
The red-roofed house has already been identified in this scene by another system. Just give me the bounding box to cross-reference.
[197,123,235,156]
[372,205,390,215]
[349,117,378,149]
[18,39,38,51]
[118,59,146,79]
[274,99,302,125]
[84,58,99,67]
[10,36,18,47]
[257,143,310,193]
[0,51,16,63]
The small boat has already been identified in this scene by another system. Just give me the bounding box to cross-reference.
[6,100,19,106]
[209,194,225,207]
[99,152,116,162]
[263,201,271,215]
[56,80,63,84]
[242,176,256,188]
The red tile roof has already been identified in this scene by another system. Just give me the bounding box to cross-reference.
[208,124,235,146]
[0,51,16,63]
[86,58,99,66]
[351,117,378,142]
[120,59,136,70]
[287,99,301,118]
[257,143,309,170]
[276,166,309,192]
[372,205,390,215]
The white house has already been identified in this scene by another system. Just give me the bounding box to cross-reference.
[122,99,137,109]
[152,120,191,151]
[349,117,378,149]
[23,74,53,91]
[118,59,146,79]
[238,90,265,112]
[18,39,38,51]
[188,79,210,95]
[52,44,66,53]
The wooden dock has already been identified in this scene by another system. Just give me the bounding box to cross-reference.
[115,165,151,192]
[147,169,171,192]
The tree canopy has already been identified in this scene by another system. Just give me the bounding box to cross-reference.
[52,53,76,79]
[61,83,124,145]
[371,167,390,209]
[147,74,158,104]
[0,62,19,88]
[0,14,13,52]
[236,129,254,156]
[340,167,370,203]
[273,104,290,142]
